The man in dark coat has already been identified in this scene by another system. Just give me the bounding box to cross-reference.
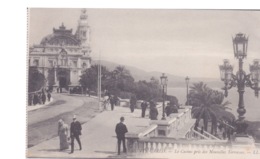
[33,94,38,105]
[70,115,82,154]
[110,95,115,111]
[141,101,147,118]
[115,117,128,155]
[47,92,51,101]
[149,102,158,120]
[42,93,46,104]
[130,95,137,113]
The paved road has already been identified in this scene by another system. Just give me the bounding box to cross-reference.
[28,106,151,158]
[27,93,99,148]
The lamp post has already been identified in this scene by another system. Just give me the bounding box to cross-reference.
[185,76,190,105]
[219,33,260,134]
[160,73,168,120]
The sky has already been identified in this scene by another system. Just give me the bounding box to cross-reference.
[29,8,260,78]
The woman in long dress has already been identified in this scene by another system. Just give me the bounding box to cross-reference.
[58,119,69,150]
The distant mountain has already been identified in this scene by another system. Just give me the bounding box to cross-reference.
[92,60,223,88]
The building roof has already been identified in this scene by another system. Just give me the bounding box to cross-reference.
[40,23,80,46]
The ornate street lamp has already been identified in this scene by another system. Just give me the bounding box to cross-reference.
[219,59,234,97]
[160,73,168,120]
[185,76,190,105]
[219,33,260,134]
[250,60,260,97]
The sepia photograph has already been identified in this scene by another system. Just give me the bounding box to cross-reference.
[27,8,260,158]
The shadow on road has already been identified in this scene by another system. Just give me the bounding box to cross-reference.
[94,150,116,154]
[39,148,70,153]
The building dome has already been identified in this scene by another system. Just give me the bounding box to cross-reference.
[40,23,80,46]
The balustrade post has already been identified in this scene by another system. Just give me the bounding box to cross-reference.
[125,133,140,153]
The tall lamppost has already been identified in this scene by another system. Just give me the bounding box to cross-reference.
[185,76,190,105]
[219,33,260,134]
[160,73,168,120]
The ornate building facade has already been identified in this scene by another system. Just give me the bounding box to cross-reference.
[29,9,91,91]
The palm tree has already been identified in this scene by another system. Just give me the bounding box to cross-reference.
[210,101,235,135]
[190,82,235,133]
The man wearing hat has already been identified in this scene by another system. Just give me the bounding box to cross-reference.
[70,115,82,154]
[115,116,128,155]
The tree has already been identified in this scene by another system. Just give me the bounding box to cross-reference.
[79,65,110,92]
[112,66,135,93]
[190,82,235,133]
[134,79,163,102]
[28,67,46,92]
[79,64,167,103]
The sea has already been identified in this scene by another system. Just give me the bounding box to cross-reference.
[167,87,260,122]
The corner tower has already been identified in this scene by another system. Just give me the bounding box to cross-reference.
[75,9,90,48]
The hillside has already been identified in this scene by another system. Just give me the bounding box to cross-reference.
[92,60,223,88]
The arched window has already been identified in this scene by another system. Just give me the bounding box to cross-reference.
[73,61,77,68]
[82,62,87,68]
[49,60,53,67]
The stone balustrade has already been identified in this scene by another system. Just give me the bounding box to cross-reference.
[148,106,194,137]
[125,105,259,154]
[127,137,230,153]
[126,106,202,153]
[196,127,220,140]
[126,124,158,153]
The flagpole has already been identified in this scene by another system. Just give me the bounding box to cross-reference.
[98,51,102,111]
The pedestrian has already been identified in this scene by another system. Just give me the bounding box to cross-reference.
[130,95,137,113]
[86,88,90,97]
[38,93,42,104]
[58,119,69,151]
[141,101,147,118]
[42,93,46,104]
[103,96,109,110]
[110,95,115,111]
[165,104,172,117]
[33,93,38,105]
[149,101,158,120]
[115,117,128,155]
[70,115,82,154]
[47,92,51,102]
[28,94,33,106]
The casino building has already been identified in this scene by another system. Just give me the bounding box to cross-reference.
[29,9,91,92]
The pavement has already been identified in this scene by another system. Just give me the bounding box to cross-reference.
[27,105,152,158]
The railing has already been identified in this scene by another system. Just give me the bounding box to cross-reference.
[126,124,158,152]
[149,106,194,138]
[196,127,220,140]
[140,125,158,138]
[127,137,230,153]
[219,120,235,130]
[189,128,212,140]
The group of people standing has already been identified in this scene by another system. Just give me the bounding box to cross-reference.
[103,94,119,111]
[57,114,129,156]
[28,90,51,106]
[58,115,82,154]
[140,100,159,120]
